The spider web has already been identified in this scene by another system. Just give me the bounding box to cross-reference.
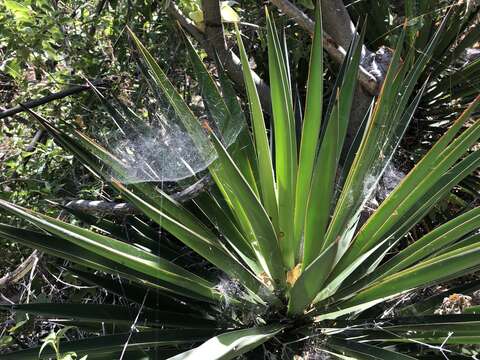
[99,82,244,187]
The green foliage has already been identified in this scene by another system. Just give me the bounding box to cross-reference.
[39,327,87,360]
[0,0,193,266]
[1,2,480,359]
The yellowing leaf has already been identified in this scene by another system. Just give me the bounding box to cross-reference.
[189,10,204,24]
[4,0,34,23]
[221,4,240,23]
[189,4,239,30]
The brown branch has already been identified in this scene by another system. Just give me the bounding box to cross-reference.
[321,0,359,51]
[168,0,272,111]
[270,0,379,96]
[269,0,398,152]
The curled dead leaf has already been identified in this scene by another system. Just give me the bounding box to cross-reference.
[286,263,302,287]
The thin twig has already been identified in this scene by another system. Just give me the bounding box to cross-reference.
[0,79,109,120]
[0,250,41,289]
[119,290,149,360]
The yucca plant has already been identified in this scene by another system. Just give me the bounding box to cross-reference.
[1,3,480,359]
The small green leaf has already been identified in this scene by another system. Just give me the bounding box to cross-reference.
[4,0,33,22]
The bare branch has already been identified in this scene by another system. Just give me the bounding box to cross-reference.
[64,200,138,216]
[24,129,45,152]
[270,0,379,95]
[0,79,108,120]
[321,0,359,51]
[0,250,41,289]
[269,0,398,151]
[169,0,272,111]
[63,175,213,216]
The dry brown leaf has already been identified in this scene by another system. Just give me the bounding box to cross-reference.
[286,263,302,287]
